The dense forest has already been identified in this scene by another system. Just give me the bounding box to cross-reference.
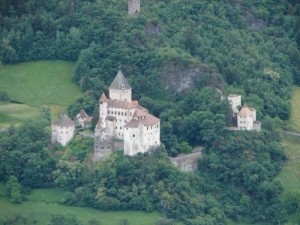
[1,0,300,224]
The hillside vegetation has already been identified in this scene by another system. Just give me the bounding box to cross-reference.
[0,182,162,225]
[0,0,300,224]
[287,86,300,132]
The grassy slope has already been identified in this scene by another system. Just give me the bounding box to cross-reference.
[0,60,81,106]
[0,102,41,128]
[275,86,300,224]
[0,183,162,225]
[288,86,300,132]
[0,61,82,127]
[276,86,300,192]
[233,86,300,225]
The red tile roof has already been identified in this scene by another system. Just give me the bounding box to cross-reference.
[238,107,254,117]
[52,115,74,127]
[124,113,160,128]
[100,93,108,102]
[107,99,139,109]
[78,109,90,119]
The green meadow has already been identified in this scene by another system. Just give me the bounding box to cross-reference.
[288,86,300,132]
[0,102,41,128]
[276,86,300,193]
[0,61,82,127]
[275,86,300,224]
[0,183,162,225]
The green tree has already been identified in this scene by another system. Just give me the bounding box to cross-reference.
[3,213,29,225]
[6,175,22,203]
[49,214,83,225]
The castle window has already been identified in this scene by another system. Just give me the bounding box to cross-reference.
[116,126,117,129]
[122,84,125,89]
[118,112,120,115]
[133,134,135,137]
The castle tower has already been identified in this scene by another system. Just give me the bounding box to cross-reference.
[109,70,132,101]
[128,0,140,15]
[99,93,108,128]
[51,114,75,146]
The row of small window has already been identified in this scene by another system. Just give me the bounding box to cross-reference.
[108,110,132,117]
[146,125,159,130]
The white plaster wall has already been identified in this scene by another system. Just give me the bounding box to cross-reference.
[251,109,257,122]
[109,89,132,101]
[107,120,115,137]
[99,102,108,128]
[124,126,141,156]
[124,122,160,156]
[142,123,160,151]
[128,0,140,14]
[237,116,253,130]
[228,95,241,110]
[77,118,85,127]
[53,125,74,146]
[107,107,135,140]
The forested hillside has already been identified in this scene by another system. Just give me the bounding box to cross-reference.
[1,0,300,152]
[1,0,300,224]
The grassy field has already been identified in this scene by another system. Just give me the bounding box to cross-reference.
[0,102,41,128]
[277,134,300,225]
[0,61,82,127]
[287,86,300,132]
[275,86,300,224]
[0,183,162,225]
[0,60,81,106]
[276,134,300,193]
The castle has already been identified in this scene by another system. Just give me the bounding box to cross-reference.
[51,114,75,146]
[128,0,140,15]
[94,70,160,161]
[227,94,261,131]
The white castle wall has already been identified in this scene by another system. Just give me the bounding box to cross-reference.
[237,115,253,130]
[124,126,142,156]
[109,89,132,101]
[128,0,140,15]
[52,125,74,146]
[124,123,160,156]
[228,95,241,111]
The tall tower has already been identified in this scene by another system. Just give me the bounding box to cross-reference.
[128,0,140,15]
[109,70,132,101]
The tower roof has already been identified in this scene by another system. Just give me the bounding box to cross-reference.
[100,93,108,102]
[238,107,254,117]
[109,70,131,90]
[124,113,160,128]
[77,109,90,119]
[52,114,74,127]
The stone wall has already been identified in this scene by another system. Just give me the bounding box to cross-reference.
[171,150,202,172]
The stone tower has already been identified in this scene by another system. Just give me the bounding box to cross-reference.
[128,0,140,15]
[109,70,132,101]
